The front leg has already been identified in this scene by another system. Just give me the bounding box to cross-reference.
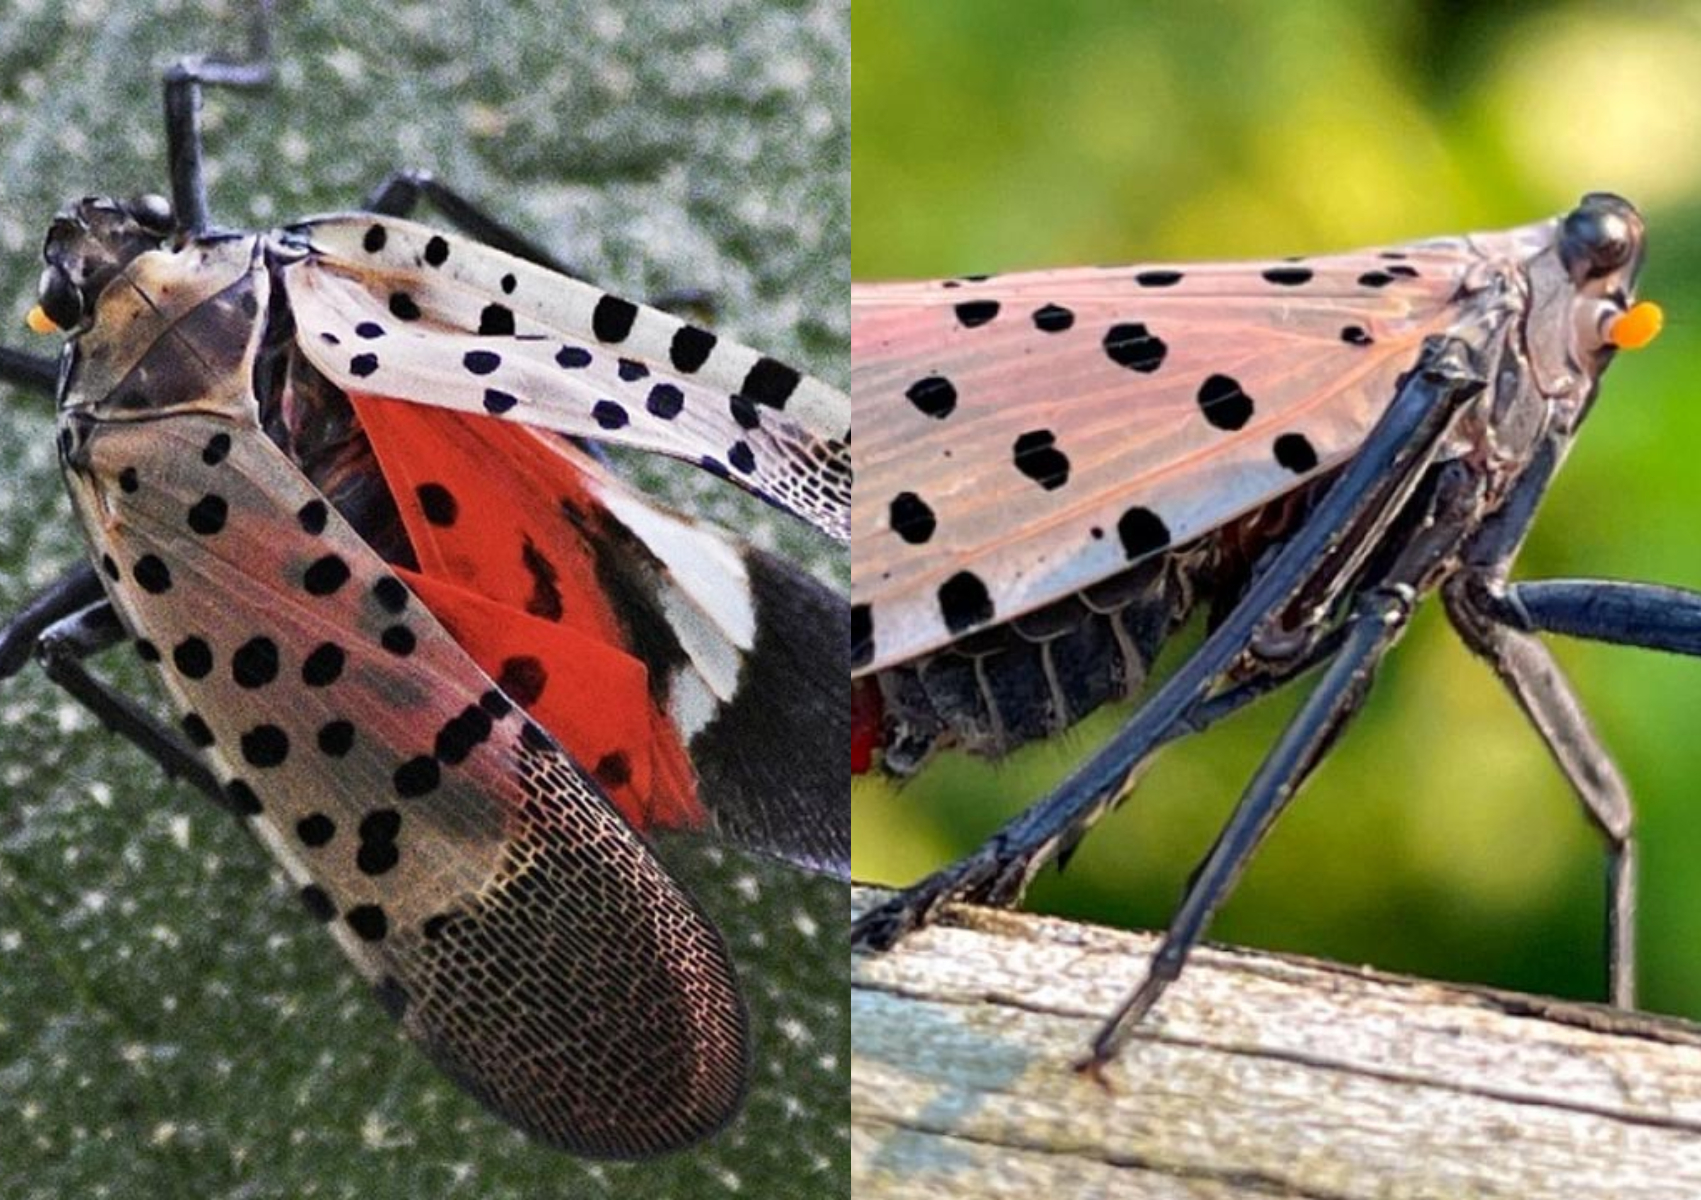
[1445,572,1637,1006]
[0,567,229,810]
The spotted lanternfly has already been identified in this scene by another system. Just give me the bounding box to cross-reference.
[850,192,1699,1073]
[0,34,848,1160]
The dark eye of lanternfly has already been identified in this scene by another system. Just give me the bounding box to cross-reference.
[37,266,82,329]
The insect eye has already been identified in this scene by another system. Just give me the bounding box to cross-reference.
[1560,200,1635,279]
[36,265,83,330]
[127,193,175,233]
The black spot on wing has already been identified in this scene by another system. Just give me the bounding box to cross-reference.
[592,295,638,343]
[889,492,935,544]
[1103,323,1166,373]
[905,376,956,419]
[1117,507,1171,561]
[1011,430,1070,490]
[938,571,994,634]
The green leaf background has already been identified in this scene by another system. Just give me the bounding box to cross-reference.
[854,0,1701,1022]
[0,1,847,1197]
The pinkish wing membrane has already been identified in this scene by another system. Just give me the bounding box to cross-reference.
[852,238,1485,672]
[72,406,748,1158]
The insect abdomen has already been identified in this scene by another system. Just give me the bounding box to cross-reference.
[875,556,1191,774]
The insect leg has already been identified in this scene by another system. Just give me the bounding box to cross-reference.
[0,346,58,393]
[1084,585,1414,1068]
[1442,430,1641,1004]
[0,562,106,679]
[1490,579,1701,656]
[30,595,229,810]
[1445,575,1637,1005]
[853,335,1488,952]
[162,0,274,234]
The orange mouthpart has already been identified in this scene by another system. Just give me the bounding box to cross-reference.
[1609,301,1663,351]
[25,305,58,334]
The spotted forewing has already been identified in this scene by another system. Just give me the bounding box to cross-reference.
[851,226,1548,673]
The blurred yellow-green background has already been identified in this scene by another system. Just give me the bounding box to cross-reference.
[853,0,1701,1017]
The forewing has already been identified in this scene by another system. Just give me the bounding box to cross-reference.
[851,241,1475,671]
[68,410,748,1158]
[282,215,850,540]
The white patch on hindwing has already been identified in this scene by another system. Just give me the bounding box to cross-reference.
[587,467,755,733]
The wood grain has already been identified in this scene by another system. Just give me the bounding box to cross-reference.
[853,886,1701,1199]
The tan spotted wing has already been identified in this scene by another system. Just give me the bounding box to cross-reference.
[58,235,746,1159]
[850,227,1533,674]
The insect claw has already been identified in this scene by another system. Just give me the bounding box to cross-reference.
[1071,1052,1119,1094]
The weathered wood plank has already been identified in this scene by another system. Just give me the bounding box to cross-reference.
[853,886,1701,1199]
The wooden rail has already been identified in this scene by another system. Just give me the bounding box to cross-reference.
[852,886,1701,1199]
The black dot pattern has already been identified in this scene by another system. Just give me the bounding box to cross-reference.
[187,494,228,535]
[202,433,232,465]
[181,713,214,748]
[479,304,516,336]
[297,813,336,847]
[1197,374,1254,431]
[1118,507,1172,560]
[1012,430,1070,490]
[1274,432,1319,473]
[938,571,994,634]
[173,637,213,679]
[592,295,637,343]
[318,720,356,757]
[372,576,410,614]
[1032,304,1074,332]
[498,656,548,706]
[241,724,290,768]
[905,376,957,419]
[133,555,172,594]
[232,637,280,688]
[417,483,458,527]
[304,555,352,595]
[301,643,345,687]
[1103,323,1167,373]
[889,492,936,545]
[670,326,716,372]
[298,499,329,534]
[740,357,800,408]
[647,384,684,419]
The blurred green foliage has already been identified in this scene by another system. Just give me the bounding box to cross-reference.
[853,0,1701,1020]
[0,1,846,1197]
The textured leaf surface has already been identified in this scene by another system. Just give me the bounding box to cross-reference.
[0,1,846,1196]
